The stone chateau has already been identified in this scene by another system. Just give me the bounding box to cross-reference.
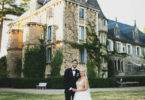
[7,0,145,78]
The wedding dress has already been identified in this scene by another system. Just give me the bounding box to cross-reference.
[73,79,92,100]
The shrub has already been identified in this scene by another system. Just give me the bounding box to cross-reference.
[0,76,145,88]
[0,56,8,78]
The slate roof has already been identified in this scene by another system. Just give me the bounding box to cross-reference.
[37,0,106,19]
[108,19,145,47]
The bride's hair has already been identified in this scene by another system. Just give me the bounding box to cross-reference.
[79,66,86,71]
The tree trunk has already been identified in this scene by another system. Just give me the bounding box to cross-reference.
[0,0,4,52]
[0,19,3,52]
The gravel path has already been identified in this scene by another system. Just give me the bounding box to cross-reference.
[0,87,145,95]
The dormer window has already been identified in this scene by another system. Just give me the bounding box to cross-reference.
[114,24,120,38]
[133,27,139,43]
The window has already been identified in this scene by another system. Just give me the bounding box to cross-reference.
[117,42,120,53]
[103,20,106,26]
[100,19,103,26]
[103,36,106,44]
[136,46,141,56]
[107,40,114,51]
[79,26,85,40]
[126,44,132,54]
[48,8,53,17]
[79,48,87,63]
[46,48,51,63]
[48,26,52,40]
[79,8,84,19]
[101,57,106,64]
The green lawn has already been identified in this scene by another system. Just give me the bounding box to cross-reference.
[0,89,145,100]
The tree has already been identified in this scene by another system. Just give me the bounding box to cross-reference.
[23,39,46,78]
[69,22,108,78]
[0,56,8,78]
[50,50,63,76]
[19,0,30,11]
[0,0,25,51]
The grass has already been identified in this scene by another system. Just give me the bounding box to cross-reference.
[0,89,145,100]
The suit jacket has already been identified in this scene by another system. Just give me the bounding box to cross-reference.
[64,68,80,93]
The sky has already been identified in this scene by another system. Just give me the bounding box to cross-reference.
[0,0,145,57]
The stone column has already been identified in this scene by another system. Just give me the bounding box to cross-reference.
[7,29,23,78]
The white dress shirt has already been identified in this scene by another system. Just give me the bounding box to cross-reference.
[72,67,76,76]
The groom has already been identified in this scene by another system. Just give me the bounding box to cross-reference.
[64,59,80,100]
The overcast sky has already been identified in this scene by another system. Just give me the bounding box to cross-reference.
[0,0,145,57]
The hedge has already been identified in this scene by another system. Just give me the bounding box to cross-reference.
[0,76,145,89]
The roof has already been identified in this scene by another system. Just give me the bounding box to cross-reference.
[38,0,106,19]
[108,19,145,47]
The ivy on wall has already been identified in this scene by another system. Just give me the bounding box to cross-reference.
[68,22,109,78]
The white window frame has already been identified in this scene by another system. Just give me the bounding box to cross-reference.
[136,46,142,56]
[79,7,85,19]
[79,25,85,40]
[79,48,87,63]
[107,40,114,51]
[116,42,123,53]
[46,48,51,63]
[126,44,132,55]
[47,25,52,41]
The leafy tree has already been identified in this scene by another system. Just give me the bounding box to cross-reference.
[0,0,25,51]
[23,39,46,78]
[69,22,108,78]
[0,56,8,77]
[19,0,30,11]
[50,50,63,76]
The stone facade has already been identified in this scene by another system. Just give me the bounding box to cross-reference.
[7,0,109,78]
[7,29,23,77]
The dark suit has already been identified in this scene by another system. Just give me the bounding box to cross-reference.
[64,68,80,100]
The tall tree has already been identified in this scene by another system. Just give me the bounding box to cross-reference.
[69,22,109,78]
[0,0,25,52]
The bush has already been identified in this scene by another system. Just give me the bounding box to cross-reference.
[0,77,64,89]
[0,76,145,88]
[0,56,8,78]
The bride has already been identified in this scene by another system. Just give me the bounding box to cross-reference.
[71,67,92,100]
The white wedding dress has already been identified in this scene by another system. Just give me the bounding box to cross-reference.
[73,79,92,100]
